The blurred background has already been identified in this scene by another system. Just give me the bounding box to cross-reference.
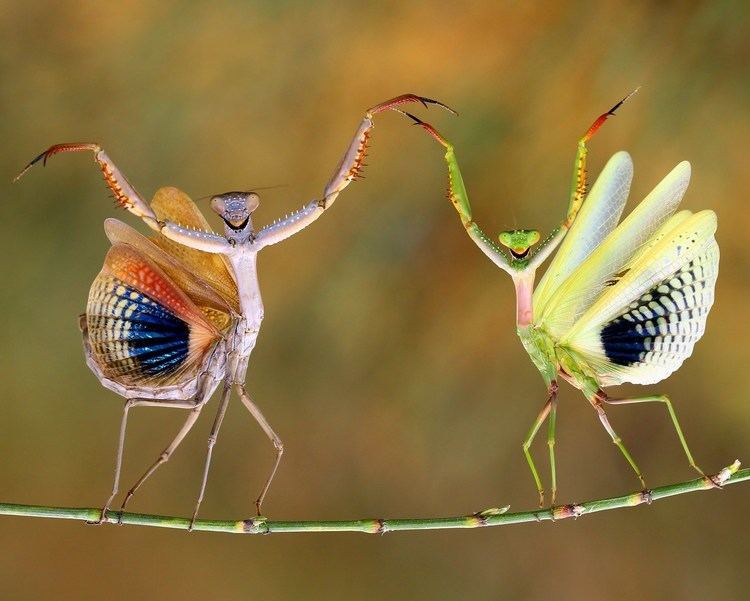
[1,1,748,599]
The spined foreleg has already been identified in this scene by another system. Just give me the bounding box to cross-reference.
[255,94,455,247]
[15,143,233,253]
[15,143,161,229]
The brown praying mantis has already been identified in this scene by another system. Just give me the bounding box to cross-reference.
[15,94,455,528]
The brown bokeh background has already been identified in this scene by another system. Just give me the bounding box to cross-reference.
[1,1,748,599]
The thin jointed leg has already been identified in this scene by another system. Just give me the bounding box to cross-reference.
[100,397,196,523]
[238,384,284,516]
[14,143,162,230]
[522,382,557,507]
[588,391,646,489]
[190,384,232,529]
[601,393,704,476]
[99,398,138,523]
[120,406,204,512]
[547,391,559,504]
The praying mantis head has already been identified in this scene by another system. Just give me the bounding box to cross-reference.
[498,229,541,261]
[210,191,261,237]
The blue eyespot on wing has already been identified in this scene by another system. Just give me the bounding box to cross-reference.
[86,243,221,386]
[566,211,719,386]
[87,279,191,380]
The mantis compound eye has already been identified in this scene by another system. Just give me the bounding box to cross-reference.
[498,229,540,259]
[210,191,260,230]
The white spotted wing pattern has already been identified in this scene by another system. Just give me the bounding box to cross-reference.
[537,159,719,387]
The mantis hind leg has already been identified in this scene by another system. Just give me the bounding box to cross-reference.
[522,381,558,507]
[118,405,204,514]
[601,393,705,477]
[99,396,201,524]
[587,389,646,489]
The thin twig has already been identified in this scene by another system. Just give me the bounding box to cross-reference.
[0,461,744,535]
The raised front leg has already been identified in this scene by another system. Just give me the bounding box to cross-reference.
[403,114,515,275]
[404,90,639,273]
[15,143,161,230]
[255,94,455,248]
[15,143,233,254]
[528,88,640,269]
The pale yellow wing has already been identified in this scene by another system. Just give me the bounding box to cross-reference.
[534,151,633,315]
[536,161,691,340]
[564,210,718,386]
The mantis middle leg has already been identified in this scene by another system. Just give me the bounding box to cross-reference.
[237,384,284,515]
[190,383,233,529]
[547,389,559,504]
[522,381,558,507]
[587,389,647,489]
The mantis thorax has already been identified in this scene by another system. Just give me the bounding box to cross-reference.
[517,324,557,385]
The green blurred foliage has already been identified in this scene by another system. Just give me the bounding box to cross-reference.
[0,1,748,599]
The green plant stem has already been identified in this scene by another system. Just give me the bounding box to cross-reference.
[0,462,745,535]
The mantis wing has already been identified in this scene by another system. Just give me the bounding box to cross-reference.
[87,242,222,386]
[150,187,240,313]
[533,151,633,315]
[536,161,691,341]
[563,210,718,385]
[104,218,234,331]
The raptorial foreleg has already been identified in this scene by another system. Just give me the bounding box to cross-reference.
[400,111,515,274]
[15,143,161,230]
[564,88,640,229]
[403,91,639,271]
[15,142,234,254]
[255,94,455,247]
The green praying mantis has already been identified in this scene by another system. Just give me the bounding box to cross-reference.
[15,90,720,518]
[403,90,719,505]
